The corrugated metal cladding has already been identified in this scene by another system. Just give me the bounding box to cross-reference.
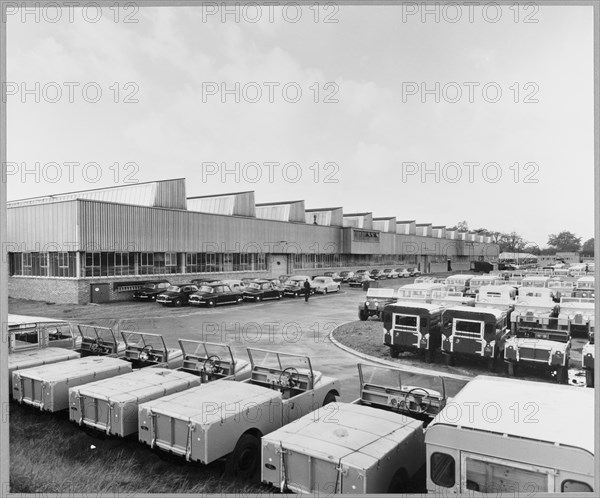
[416,225,432,237]
[7,201,78,250]
[343,214,373,230]
[7,179,188,210]
[77,200,341,253]
[304,208,343,227]
[256,201,305,223]
[373,218,396,233]
[187,191,256,217]
[396,222,415,235]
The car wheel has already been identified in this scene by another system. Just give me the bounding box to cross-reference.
[389,347,400,359]
[226,433,260,480]
[585,370,594,388]
[276,293,282,300]
[506,362,517,377]
[207,300,215,307]
[255,296,262,302]
[324,288,328,295]
[322,391,337,406]
[358,310,368,321]
[337,286,340,292]
[236,297,242,304]
[174,299,182,307]
[556,365,569,385]
[444,354,455,366]
[293,292,298,298]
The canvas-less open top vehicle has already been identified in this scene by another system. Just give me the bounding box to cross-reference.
[430,290,475,307]
[68,341,250,437]
[76,324,127,357]
[138,348,340,478]
[12,331,184,412]
[444,274,473,295]
[465,275,503,297]
[262,364,447,494]
[396,283,446,303]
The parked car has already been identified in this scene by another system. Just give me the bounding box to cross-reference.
[370,269,386,280]
[323,271,343,282]
[339,270,355,283]
[382,268,399,279]
[396,268,411,278]
[243,280,283,302]
[283,275,314,297]
[220,279,247,292]
[156,284,200,307]
[262,364,446,494]
[191,278,223,286]
[407,267,421,277]
[348,273,373,288]
[311,276,340,294]
[277,274,292,283]
[138,348,340,478]
[188,283,243,307]
[266,278,285,292]
[133,280,171,301]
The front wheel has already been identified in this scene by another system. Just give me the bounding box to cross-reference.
[324,288,328,295]
[506,361,517,377]
[236,297,242,304]
[255,296,262,302]
[389,347,400,359]
[207,300,216,307]
[226,433,260,480]
[173,299,183,307]
[358,310,368,321]
[586,369,594,388]
[556,365,569,385]
[293,292,298,298]
[276,293,282,300]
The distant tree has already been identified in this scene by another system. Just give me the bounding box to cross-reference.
[547,231,582,252]
[498,231,527,253]
[582,238,594,256]
[540,247,558,255]
[456,220,469,231]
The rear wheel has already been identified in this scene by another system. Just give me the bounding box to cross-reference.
[236,297,242,304]
[255,296,262,302]
[324,288,328,295]
[207,300,216,307]
[444,354,454,366]
[293,292,298,298]
[226,433,260,480]
[585,369,594,388]
[556,365,569,385]
[389,347,400,359]
[424,349,434,363]
[276,293,282,300]
[507,361,517,377]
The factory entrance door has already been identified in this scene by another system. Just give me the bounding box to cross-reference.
[270,254,289,279]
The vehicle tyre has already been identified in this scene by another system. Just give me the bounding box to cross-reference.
[387,468,408,493]
[255,296,262,302]
[556,365,569,385]
[207,300,216,307]
[174,298,183,307]
[276,293,282,300]
[293,292,298,298]
[358,310,368,321]
[486,357,495,372]
[337,286,340,292]
[424,349,434,364]
[444,354,454,366]
[226,433,261,480]
[324,288,328,295]
[236,297,242,304]
[389,347,400,359]
[585,370,594,388]
[507,361,517,377]
[322,391,337,406]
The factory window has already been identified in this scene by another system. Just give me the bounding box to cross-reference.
[114,252,131,276]
[22,253,33,275]
[186,253,199,273]
[50,252,76,277]
[139,252,154,275]
[9,252,77,277]
[85,252,101,277]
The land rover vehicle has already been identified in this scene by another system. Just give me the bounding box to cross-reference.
[311,276,340,294]
[138,348,340,478]
[547,278,575,301]
[396,283,446,303]
[441,307,510,369]
[133,280,171,301]
[358,288,397,321]
[242,280,283,301]
[7,315,82,389]
[521,275,550,289]
[426,376,595,495]
[12,331,184,412]
[156,284,200,307]
[262,364,447,494]
[68,341,251,437]
[444,274,473,295]
[189,283,243,307]
[75,324,127,357]
[383,302,444,362]
[429,290,475,307]
[465,275,503,297]
[474,285,516,311]
[582,328,594,388]
[282,275,314,297]
[504,289,570,382]
[339,271,355,282]
[573,275,595,298]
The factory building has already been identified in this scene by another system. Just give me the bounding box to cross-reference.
[6,178,499,304]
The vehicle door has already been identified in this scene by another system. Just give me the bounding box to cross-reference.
[261,282,275,298]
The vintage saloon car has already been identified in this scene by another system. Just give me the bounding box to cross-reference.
[262,364,446,494]
[156,284,200,307]
[339,271,355,283]
[68,341,251,437]
[12,331,184,412]
[348,273,373,288]
[396,268,411,278]
[441,306,510,370]
[133,280,171,301]
[282,275,314,297]
[188,283,243,307]
[324,271,343,282]
[243,280,284,301]
[311,276,341,294]
[138,348,340,478]
[383,302,444,362]
[358,288,397,321]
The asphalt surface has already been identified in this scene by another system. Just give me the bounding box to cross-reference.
[9,277,474,400]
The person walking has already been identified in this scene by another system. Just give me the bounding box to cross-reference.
[304,278,312,302]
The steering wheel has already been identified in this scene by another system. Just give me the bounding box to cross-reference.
[403,387,432,415]
[138,345,154,362]
[278,367,300,389]
[89,338,102,353]
[202,355,222,375]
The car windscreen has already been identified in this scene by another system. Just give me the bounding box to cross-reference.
[248,348,312,375]
[178,340,234,363]
[122,332,166,351]
[198,286,213,293]
[358,364,445,394]
[143,283,158,289]
[248,282,261,289]
[166,286,181,292]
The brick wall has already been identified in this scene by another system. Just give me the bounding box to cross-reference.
[9,277,82,304]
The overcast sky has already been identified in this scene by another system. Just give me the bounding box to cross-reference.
[6,4,594,247]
